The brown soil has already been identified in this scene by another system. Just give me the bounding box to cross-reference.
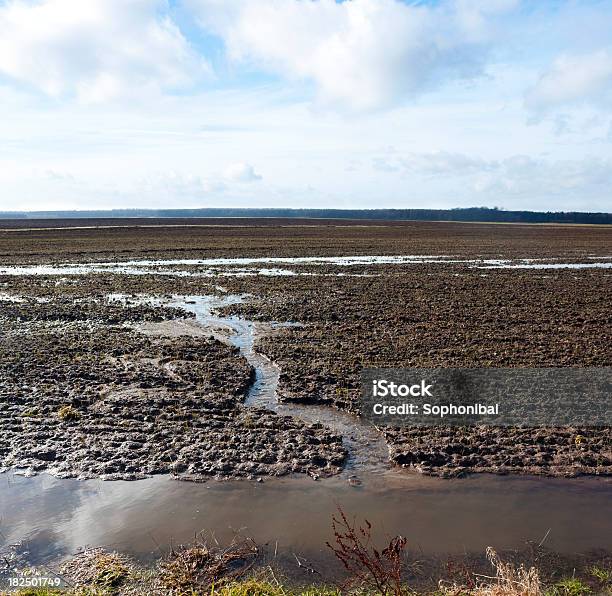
[0,219,610,479]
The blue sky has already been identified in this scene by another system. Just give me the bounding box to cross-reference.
[0,0,611,212]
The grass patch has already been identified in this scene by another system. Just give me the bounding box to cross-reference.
[57,405,80,422]
[213,578,341,596]
[10,590,63,596]
[437,547,542,596]
[545,578,592,595]
[59,548,132,593]
[589,565,611,587]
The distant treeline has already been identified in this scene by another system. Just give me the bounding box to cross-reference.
[0,207,610,224]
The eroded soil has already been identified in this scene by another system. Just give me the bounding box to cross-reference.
[0,298,345,480]
[0,219,610,480]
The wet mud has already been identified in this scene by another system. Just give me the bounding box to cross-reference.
[0,298,346,481]
[0,220,610,480]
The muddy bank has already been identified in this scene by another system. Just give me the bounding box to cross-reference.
[381,426,610,478]
[3,540,611,596]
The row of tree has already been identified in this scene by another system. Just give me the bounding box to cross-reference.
[1,207,610,224]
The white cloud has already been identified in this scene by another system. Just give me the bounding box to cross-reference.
[525,50,612,114]
[1,0,611,213]
[223,162,262,182]
[137,162,261,202]
[0,0,209,102]
[371,150,612,205]
[189,0,517,111]
[43,169,75,182]
[142,171,226,197]
[393,151,493,176]
[473,155,612,198]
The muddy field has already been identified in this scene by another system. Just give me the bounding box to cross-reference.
[1,217,611,263]
[0,219,610,480]
[0,299,345,481]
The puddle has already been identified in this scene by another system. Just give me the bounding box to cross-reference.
[2,255,610,278]
[1,471,610,569]
[0,293,25,302]
[0,265,307,278]
[0,256,454,277]
[479,262,612,270]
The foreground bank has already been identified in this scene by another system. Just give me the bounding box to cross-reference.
[3,533,611,596]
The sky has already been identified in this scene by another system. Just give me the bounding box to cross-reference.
[0,0,611,213]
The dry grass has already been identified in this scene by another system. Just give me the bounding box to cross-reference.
[60,548,133,591]
[155,534,259,594]
[438,548,542,596]
[57,405,80,422]
[213,575,341,596]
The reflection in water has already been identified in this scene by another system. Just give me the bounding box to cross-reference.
[1,472,611,568]
[478,262,612,270]
[1,255,610,278]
